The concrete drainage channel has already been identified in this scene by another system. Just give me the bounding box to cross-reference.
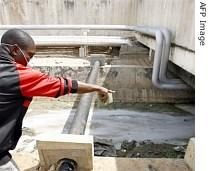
[8,42,195,171]
[0,25,194,171]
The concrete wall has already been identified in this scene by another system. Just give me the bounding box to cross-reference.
[0,0,195,74]
[0,0,137,25]
[29,43,194,103]
[32,45,194,104]
[0,0,136,36]
[184,138,195,171]
[136,0,194,50]
[135,0,195,74]
[32,65,194,104]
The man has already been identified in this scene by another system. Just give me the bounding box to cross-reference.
[0,29,112,170]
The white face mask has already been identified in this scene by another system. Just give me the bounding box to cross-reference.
[27,57,36,67]
[1,43,29,65]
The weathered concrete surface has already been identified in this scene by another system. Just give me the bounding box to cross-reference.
[31,43,194,103]
[12,152,192,171]
[184,138,195,171]
[175,104,195,115]
[30,57,90,67]
[135,0,195,74]
[0,0,195,75]
[37,134,94,171]
[0,0,137,30]
[135,34,195,75]
[19,103,194,151]
[168,62,195,89]
[32,57,194,103]
[136,0,194,50]
[12,152,40,171]
[93,157,191,171]
[101,66,194,103]
[0,0,194,49]
[11,101,194,170]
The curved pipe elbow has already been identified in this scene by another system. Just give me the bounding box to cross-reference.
[152,29,190,90]
[152,77,190,90]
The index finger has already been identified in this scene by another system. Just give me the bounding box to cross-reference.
[108,90,116,93]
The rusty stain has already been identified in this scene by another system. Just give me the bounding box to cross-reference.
[145,69,152,79]
[64,0,74,9]
[146,164,158,171]
[100,0,110,6]
[108,70,118,78]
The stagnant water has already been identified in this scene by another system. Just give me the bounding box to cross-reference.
[86,109,194,145]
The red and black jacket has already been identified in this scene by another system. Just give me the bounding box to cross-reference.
[0,46,78,165]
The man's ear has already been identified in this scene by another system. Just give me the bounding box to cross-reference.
[10,44,19,56]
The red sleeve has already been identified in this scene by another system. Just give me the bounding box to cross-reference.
[16,64,73,97]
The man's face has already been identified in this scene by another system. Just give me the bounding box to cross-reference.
[13,43,36,66]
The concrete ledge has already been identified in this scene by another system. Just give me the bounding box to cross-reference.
[36,134,93,171]
[184,137,195,171]
[135,33,195,75]
[13,153,192,171]
[31,58,194,103]
[93,157,191,171]
[30,57,90,67]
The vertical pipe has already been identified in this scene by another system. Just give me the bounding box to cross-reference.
[159,28,183,84]
[133,26,189,89]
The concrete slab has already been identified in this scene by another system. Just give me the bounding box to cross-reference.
[184,138,195,171]
[93,157,191,171]
[175,104,195,115]
[12,152,40,171]
[13,153,192,171]
[36,134,93,171]
[30,57,90,67]
[20,106,194,149]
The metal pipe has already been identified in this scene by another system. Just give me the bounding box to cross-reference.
[0,24,132,31]
[0,25,189,89]
[69,60,101,135]
[57,159,77,171]
[27,35,131,46]
[60,61,100,170]
[133,26,189,89]
[159,28,183,84]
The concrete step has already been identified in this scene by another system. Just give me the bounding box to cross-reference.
[93,157,192,171]
[13,153,192,171]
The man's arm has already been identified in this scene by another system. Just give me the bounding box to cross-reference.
[16,64,113,101]
[77,81,108,94]
[77,81,114,103]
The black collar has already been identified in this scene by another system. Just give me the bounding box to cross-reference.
[0,45,14,62]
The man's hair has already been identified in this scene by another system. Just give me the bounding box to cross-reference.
[1,29,34,50]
